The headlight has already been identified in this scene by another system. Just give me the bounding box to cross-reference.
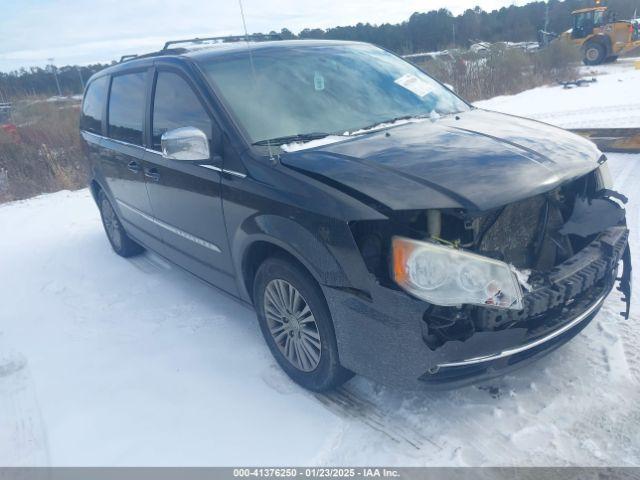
[391,236,524,310]
[595,161,613,190]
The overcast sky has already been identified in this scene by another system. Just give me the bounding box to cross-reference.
[1,0,532,71]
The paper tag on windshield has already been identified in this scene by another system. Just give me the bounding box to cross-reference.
[394,73,433,98]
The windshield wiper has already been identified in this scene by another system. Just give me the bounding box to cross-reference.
[347,114,430,135]
[253,132,332,146]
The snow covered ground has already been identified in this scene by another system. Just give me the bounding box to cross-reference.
[476,56,640,129]
[1,59,639,467]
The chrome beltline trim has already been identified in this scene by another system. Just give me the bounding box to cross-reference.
[436,293,607,369]
[81,130,247,178]
[116,200,221,253]
[96,132,153,152]
[80,129,102,142]
[197,164,247,178]
[200,164,223,173]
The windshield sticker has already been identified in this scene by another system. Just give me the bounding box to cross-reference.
[314,72,325,91]
[394,73,433,98]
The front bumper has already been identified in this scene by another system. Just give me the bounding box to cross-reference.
[323,226,631,389]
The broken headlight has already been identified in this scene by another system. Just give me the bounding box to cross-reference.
[595,158,614,190]
[391,236,524,310]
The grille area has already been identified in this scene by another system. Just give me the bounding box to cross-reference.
[475,226,628,331]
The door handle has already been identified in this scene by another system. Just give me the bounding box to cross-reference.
[127,161,141,173]
[144,167,161,182]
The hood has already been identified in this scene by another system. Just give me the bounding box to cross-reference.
[280,109,601,212]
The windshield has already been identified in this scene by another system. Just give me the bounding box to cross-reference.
[199,43,469,145]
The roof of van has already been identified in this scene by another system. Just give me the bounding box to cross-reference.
[185,39,360,60]
[88,39,363,83]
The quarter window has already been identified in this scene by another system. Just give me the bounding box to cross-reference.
[152,72,212,149]
[108,72,146,145]
[81,76,108,134]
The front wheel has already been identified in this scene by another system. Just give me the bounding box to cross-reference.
[583,43,606,65]
[253,256,353,391]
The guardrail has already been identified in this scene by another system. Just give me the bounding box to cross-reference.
[569,128,640,154]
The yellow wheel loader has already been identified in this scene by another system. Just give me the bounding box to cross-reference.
[561,5,640,65]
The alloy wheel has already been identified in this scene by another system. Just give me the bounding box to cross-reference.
[102,200,123,250]
[263,279,322,372]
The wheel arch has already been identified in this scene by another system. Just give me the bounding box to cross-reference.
[231,210,375,304]
[584,34,612,54]
[88,178,114,206]
[241,238,325,306]
[89,179,103,202]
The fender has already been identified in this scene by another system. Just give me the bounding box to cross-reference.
[231,213,367,303]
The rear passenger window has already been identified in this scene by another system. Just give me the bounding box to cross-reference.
[108,72,146,145]
[81,76,108,134]
[152,72,212,149]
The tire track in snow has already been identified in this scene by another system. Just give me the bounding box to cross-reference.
[314,386,439,451]
[0,336,50,466]
[128,252,173,275]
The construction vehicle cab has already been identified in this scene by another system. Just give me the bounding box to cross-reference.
[564,4,640,65]
[571,7,608,39]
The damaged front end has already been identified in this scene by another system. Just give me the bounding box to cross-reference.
[350,160,631,385]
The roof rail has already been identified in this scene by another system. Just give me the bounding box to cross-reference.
[119,54,138,62]
[162,34,282,50]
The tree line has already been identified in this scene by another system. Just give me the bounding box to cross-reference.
[1,0,638,100]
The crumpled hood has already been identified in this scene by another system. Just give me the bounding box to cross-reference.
[280,109,601,212]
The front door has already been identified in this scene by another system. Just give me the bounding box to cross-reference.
[143,69,237,294]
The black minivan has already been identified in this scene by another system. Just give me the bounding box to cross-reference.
[81,38,631,391]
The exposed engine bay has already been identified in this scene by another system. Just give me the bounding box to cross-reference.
[351,165,632,350]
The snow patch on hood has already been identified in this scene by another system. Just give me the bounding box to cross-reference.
[347,115,434,136]
[281,135,349,153]
[281,116,434,153]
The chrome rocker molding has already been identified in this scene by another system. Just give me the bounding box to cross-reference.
[116,200,222,253]
[80,130,246,178]
[435,293,607,369]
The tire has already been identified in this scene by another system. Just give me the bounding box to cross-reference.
[604,55,619,64]
[98,191,144,257]
[253,256,354,391]
[583,43,606,65]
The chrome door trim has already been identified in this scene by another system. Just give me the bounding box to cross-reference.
[116,200,221,253]
[81,130,247,178]
[200,164,247,178]
[81,130,155,153]
[80,130,102,141]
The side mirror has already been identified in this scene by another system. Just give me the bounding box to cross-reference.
[161,127,210,161]
[444,83,455,92]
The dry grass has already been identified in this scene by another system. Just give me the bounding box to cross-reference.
[418,42,581,102]
[0,98,87,203]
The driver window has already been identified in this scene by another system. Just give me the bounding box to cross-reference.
[151,72,213,150]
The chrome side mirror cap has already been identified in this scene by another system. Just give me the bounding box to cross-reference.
[161,127,210,161]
